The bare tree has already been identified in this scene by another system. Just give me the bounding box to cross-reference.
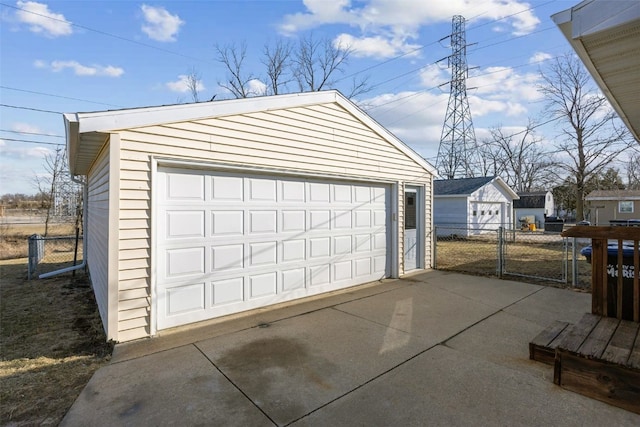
[478,122,558,192]
[215,41,256,98]
[538,53,634,220]
[625,151,640,189]
[33,147,67,236]
[185,66,202,102]
[262,39,293,96]
[292,34,350,92]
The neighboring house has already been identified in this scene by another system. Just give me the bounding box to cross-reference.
[585,190,640,225]
[433,176,519,236]
[513,191,555,229]
[64,90,436,342]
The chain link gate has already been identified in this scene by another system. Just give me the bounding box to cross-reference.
[498,227,569,284]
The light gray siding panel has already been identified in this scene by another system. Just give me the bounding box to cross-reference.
[86,142,110,334]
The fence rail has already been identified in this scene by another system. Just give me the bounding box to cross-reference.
[27,234,83,279]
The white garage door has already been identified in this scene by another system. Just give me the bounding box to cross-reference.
[156,167,390,330]
[471,202,503,233]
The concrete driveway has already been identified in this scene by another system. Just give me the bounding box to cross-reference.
[61,271,640,426]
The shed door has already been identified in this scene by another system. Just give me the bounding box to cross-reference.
[471,202,503,233]
[156,168,390,330]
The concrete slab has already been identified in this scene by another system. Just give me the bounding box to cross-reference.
[417,270,543,308]
[334,281,498,344]
[111,278,407,364]
[61,345,273,426]
[195,307,428,426]
[292,345,640,426]
[504,286,591,327]
[446,310,554,379]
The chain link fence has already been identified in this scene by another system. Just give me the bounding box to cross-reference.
[28,234,84,279]
[434,226,592,288]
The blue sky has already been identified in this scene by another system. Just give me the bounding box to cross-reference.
[1,0,586,195]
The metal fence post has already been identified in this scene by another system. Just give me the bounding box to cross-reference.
[433,226,438,269]
[497,227,504,278]
[572,237,578,287]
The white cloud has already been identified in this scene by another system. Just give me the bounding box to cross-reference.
[247,79,267,96]
[166,74,206,93]
[12,122,43,134]
[334,33,421,59]
[529,51,553,65]
[15,1,72,37]
[141,4,184,42]
[35,59,124,77]
[280,0,540,59]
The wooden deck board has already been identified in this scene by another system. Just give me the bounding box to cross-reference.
[577,317,619,359]
[558,313,600,353]
[529,321,571,365]
[602,320,639,365]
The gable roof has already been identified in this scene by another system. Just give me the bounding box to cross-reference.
[513,191,550,209]
[434,176,519,200]
[586,189,640,200]
[64,90,436,176]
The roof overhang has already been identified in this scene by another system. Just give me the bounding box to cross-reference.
[552,0,640,143]
[64,90,437,176]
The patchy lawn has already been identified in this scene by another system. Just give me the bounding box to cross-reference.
[0,258,112,425]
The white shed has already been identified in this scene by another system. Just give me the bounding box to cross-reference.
[64,90,436,342]
[433,176,518,236]
[513,191,555,229]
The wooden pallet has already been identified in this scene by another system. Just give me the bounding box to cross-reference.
[529,320,572,365]
[553,313,640,415]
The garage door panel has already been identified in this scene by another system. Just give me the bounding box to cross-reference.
[282,268,305,291]
[281,210,305,232]
[211,244,244,271]
[281,180,305,202]
[309,264,330,286]
[282,239,305,262]
[166,282,205,316]
[212,210,244,235]
[166,173,205,201]
[249,210,277,234]
[166,210,205,239]
[248,178,277,201]
[249,241,277,266]
[157,168,390,330]
[310,210,330,230]
[211,277,244,305]
[249,272,277,298]
[212,175,243,201]
[166,247,205,277]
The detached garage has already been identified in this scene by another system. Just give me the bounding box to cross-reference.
[64,90,436,342]
[433,176,518,236]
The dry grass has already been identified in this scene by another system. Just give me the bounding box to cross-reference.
[0,257,112,425]
[0,221,77,260]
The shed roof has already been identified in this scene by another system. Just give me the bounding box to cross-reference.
[434,176,519,199]
[513,192,549,209]
[64,90,436,176]
[586,189,640,200]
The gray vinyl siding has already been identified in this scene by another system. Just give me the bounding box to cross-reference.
[86,142,110,335]
[115,101,433,341]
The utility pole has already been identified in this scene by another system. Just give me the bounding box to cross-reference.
[436,15,479,179]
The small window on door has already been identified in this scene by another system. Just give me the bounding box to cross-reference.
[473,210,477,216]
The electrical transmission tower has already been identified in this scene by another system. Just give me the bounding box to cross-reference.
[436,15,479,179]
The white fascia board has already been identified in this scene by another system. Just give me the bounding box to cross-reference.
[64,113,79,173]
[73,91,341,134]
[490,176,520,200]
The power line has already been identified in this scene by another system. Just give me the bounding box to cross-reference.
[0,129,64,138]
[0,137,63,146]
[0,86,123,108]
[0,104,61,114]
[0,2,213,64]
